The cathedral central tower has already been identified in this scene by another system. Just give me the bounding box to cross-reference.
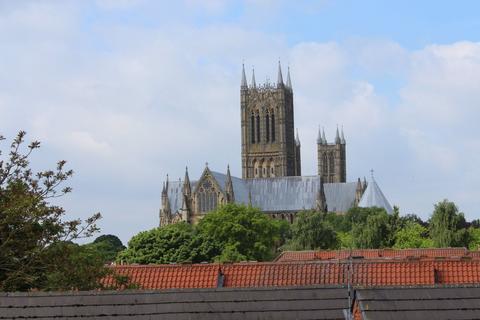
[240,62,301,179]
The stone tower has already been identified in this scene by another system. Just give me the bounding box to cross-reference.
[317,126,346,183]
[241,62,301,179]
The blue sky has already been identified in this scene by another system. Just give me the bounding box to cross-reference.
[1,0,480,244]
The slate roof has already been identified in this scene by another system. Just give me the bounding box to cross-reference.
[163,171,360,214]
[275,248,472,262]
[352,286,480,320]
[0,286,349,320]
[358,176,393,213]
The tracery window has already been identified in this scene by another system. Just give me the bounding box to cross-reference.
[198,180,218,213]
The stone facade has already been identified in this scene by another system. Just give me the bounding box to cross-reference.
[241,63,300,179]
[159,62,389,226]
[317,126,346,183]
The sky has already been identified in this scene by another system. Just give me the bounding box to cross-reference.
[1,0,480,245]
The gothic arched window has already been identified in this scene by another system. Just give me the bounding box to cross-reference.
[271,112,275,142]
[323,153,328,173]
[256,113,261,143]
[265,113,270,142]
[250,114,255,143]
[253,159,260,178]
[329,153,335,182]
[198,180,218,213]
[269,159,275,177]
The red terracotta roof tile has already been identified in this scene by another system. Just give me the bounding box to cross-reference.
[432,260,480,284]
[276,248,472,262]
[104,264,219,289]
[105,255,480,290]
[222,262,344,287]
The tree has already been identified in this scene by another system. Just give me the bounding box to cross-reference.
[399,213,428,228]
[117,222,202,264]
[0,131,102,291]
[41,242,109,291]
[119,204,287,264]
[393,221,433,249]
[284,211,339,250]
[86,234,126,263]
[429,200,470,248]
[468,227,480,250]
[352,208,391,249]
[196,204,287,262]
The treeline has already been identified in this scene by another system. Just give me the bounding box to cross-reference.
[118,200,480,265]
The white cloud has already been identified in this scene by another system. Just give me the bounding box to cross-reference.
[1,2,479,242]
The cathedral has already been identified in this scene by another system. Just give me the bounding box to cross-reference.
[159,62,392,226]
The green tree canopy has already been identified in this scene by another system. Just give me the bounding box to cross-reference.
[350,207,392,249]
[86,234,126,263]
[429,200,470,248]
[0,131,102,291]
[118,204,288,264]
[284,211,339,250]
[117,222,201,264]
[393,221,433,249]
[196,204,288,262]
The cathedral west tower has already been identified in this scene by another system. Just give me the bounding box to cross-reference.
[240,62,301,179]
[317,126,346,183]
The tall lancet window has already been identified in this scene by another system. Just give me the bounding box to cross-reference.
[329,153,335,181]
[265,113,270,142]
[323,154,328,174]
[250,114,255,143]
[256,113,261,143]
[271,112,275,142]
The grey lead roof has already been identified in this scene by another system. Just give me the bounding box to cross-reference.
[358,177,393,213]
[163,171,360,213]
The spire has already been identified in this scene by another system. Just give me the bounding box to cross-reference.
[295,128,301,146]
[317,125,323,144]
[335,125,341,144]
[251,67,256,88]
[277,60,284,88]
[241,63,247,89]
[322,127,327,144]
[225,165,235,203]
[165,174,169,193]
[183,166,191,196]
[286,66,292,89]
[341,126,346,144]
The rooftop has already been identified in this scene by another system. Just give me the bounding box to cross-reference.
[275,248,474,262]
[106,257,480,290]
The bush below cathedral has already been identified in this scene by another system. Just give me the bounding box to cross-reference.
[117,204,290,264]
[118,201,480,265]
